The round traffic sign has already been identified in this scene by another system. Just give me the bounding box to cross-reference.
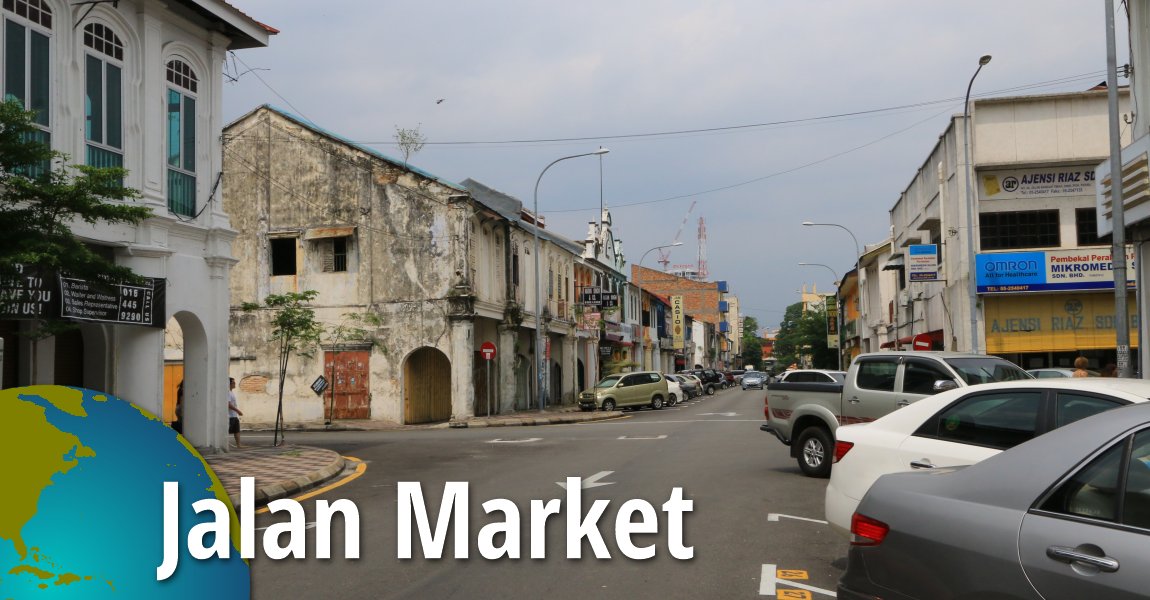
[912,333,932,351]
[480,341,497,360]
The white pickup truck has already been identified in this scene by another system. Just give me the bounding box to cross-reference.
[759,351,1031,477]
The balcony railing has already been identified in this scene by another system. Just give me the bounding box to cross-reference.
[168,169,196,216]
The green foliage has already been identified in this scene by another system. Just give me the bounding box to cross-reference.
[0,99,149,285]
[773,301,837,370]
[740,315,763,370]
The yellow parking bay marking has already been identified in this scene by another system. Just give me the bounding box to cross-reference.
[760,564,836,597]
[255,456,367,516]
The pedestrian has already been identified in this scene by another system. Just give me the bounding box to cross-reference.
[228,377,244,448]
[172,381,184,435]
[1101,363,1118,377]
[1072,356,1090,378]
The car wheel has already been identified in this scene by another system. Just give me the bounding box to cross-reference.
[796,427,833,478]
[651,396,664,410]
[602,399,616,411]
[667,394,677,406]
[706,385,716,396]
[741,385,747,390]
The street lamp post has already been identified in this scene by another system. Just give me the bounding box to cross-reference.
[799,262,842,370]
[802,222,861,265]
[533,148,609,413]
[635,242,683,371]
[964,55,992,354]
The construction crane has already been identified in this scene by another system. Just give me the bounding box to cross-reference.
[657,200,696,271]
[697,216,708,280]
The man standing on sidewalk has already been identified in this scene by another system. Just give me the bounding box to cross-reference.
[228,377,244,448]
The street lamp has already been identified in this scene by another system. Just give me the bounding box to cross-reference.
[964,55,991,354]
[635,242,683,371]
[799,262,843,370]
[802,222,861,264]
[533,148,610,413]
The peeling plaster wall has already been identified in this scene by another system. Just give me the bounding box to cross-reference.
[224,108,474,424]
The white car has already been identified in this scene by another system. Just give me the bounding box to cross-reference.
[825,378,1150,537]
[662,374,683,406]
[773,369,846,384]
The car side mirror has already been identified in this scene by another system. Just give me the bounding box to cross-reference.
[933,380,959,392]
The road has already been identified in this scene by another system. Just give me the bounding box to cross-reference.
[249,387,849,599]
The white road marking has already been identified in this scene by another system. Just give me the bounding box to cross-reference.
[760,564,837,597]
[782,579,837,597]
[487,438,542,443]
[556,470,616,489]
[617,434,668,440]
[767,513,828,525]
[698,412,739,417]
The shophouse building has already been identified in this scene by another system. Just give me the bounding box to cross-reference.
[631,264,729,369]
[0,0,273,451]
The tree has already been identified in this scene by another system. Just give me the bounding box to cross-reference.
[394,124,426,167]
[740,315,763,369]
[0,99,149,285]
[241,291,324,446]
[773,302,837,370]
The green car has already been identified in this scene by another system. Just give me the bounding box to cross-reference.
[579,371,669,412]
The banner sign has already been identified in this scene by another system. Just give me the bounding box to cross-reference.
[600,292,619,308]
[908,244,940,282]
[580,286,602,306]
[0,266,165,327]
[671,296,685,350]
[825,294,839,348]
[976,247,1136,294]
[980,166,1097,201]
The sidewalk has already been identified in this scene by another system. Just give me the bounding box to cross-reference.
[207,405,625,507]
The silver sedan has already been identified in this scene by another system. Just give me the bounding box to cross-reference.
[839,401,1150,599]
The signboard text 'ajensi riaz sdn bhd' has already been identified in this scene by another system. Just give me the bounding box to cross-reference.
[976,247,1136,294]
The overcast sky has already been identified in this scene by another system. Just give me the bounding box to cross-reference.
[221,1,1129,333]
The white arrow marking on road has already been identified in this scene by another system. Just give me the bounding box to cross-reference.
[767,513,828,524]
[556,470,616,490]
[617,435,668,440]
[759,563,837,597]
[698,412,739,417]
[487,438,542,443]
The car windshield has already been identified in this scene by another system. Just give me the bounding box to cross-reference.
[595,375,622,388]
[945,358,1031,385]
[828,371,847,382]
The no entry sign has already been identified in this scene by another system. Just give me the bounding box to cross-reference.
[480,341,497,361]
[912,333,933,351]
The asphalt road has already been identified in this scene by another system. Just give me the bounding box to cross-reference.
[248,387,849,599]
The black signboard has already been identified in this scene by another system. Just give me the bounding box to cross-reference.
[0,265,165,328]
[600,292,619,308]
[311,375,329,396]
[0,265,56,319]
[580,286,602,306]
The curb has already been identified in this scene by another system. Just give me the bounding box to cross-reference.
[448,411,624,428]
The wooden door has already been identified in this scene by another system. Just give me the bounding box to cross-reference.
[404,347,451,424]
[324,350,370,420]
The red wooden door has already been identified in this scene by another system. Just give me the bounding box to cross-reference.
[324,350,370,419]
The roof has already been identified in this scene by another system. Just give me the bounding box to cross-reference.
[457,179,585,254]
[171,0,277,49]
[231,105,468,193]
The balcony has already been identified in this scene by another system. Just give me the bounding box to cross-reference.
[719,301,729,313]
[167,169,196,216]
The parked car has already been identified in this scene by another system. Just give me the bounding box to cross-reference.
[682,369,723,395]
[681,373,705,396]
[674,374,700,399]
[840,400,1150,600]
[741,371,768,390]
[726,369,746,387]
[762,351,1030,477]
[662,375,682,406]
[1028,367,1101,378]
[578,371,669,411]
[826,378,1150,538]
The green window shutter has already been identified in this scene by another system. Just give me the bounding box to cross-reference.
[106,63,121,148]
[5,20,25,103]
[167,89,180,166]
[182,95,195,172]
[85,54,102,143]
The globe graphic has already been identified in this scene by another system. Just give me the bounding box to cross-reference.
[0,385,249,598]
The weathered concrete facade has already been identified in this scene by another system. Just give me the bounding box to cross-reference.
[225,106,495,425]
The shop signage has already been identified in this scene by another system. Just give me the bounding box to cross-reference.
[825,294,839,348]
[976,247,1136,294]
[980,166,1097,201]
[0,265,165,327]
[600,292,619,308]
[908,244,940,282]
[983,294,1139,355]
[580,286,602,306]
[671,296,685,350]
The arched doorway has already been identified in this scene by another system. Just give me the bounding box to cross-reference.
[166,312,208,445]
[577,359,585,393]
[551,361,562,405]
[404,347,452,424]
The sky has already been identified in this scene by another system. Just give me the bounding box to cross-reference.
[220,1,1130,334]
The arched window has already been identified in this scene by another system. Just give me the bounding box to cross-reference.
[3,0,53,152]
[166,59,197,216]
[84,23,123,169]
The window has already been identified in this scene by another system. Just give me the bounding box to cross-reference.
[166,59,197,216]
[1076,207,1108,246]
[979,210,1060,250]
[4,0,52,170]
[855,360,897,392]
[84,23,122,170]
[270,238,297,276]
[321,237,348,273]
[1040,429,1150,527]
[915,391,1041,449]
[511,245,519,286]
[1055,393,1123,428]
[902,360,954,395]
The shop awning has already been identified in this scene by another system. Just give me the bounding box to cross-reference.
[880,330,944,349]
